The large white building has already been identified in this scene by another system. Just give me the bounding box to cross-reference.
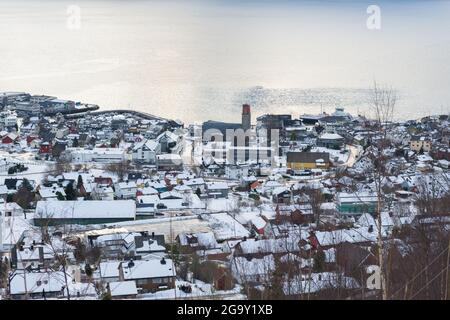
[14,102,41,115]
[66,147,128,163]
[3,111,18,128]
[34,200,136,225]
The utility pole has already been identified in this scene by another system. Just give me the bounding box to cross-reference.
[169,211,177,300]
[0,204,3,254]
[444,236,450,300]
[62,260,71,300]
[376,194,387,300]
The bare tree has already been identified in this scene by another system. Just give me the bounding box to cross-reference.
[0,256,9,290]
[367,81,398,300]
[53,154,72,175]
[415,173,450,217]
[379,173,450,300]
[34,202,94,300]
[105,160,132,182]
[305,189,324,226]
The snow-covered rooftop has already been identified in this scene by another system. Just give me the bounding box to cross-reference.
[35,200,136,220]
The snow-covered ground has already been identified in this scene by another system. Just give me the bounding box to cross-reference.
[75,216,212,243]
[0,164,51,184]
[206,196,239,212]
[235,209,262,226]
[203,212,250,241]
[0,150,54,183]
[310,146,348,164]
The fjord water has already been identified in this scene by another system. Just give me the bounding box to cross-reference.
[1,0,450,123]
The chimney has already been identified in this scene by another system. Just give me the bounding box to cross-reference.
[118,262,125,281]
[242,104,251,131]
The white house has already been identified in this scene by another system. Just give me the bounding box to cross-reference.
[132,139,161,164]
[225,165,250,180]
[109,281,138,299]
[182,178,206,193]
[4,112,18,127]
[206,182,229,198]
[95,232,140,257]
[9,270,96,299]
[156,131,180,153]
[92,184,115,200]
[118,258,176,292]
[38,185,66,200]
[136,194,160,217]
[1,202,24,217]
[95,261,122,283]
[114,181,137,199]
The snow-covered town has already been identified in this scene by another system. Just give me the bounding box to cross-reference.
[0,91,450,300]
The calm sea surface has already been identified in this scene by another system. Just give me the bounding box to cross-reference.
[1,0,450,123]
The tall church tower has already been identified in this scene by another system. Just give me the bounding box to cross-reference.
[242,104,251,131]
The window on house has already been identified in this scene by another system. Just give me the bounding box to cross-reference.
[137,279,148,286]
